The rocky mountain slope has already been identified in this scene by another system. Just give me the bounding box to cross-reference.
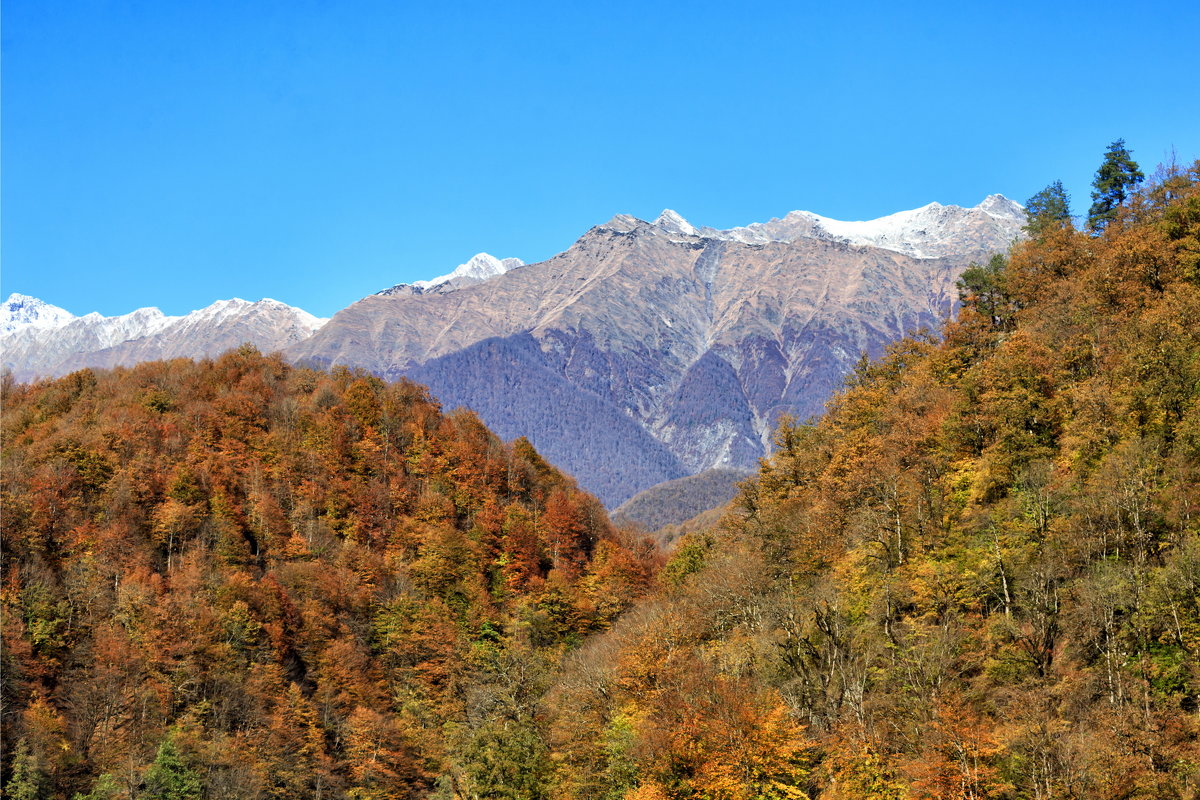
[0,296,326,382]
[291,196,1024,505]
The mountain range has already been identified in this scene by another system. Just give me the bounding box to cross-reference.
[1,295,327,383]
[2,196,1024,506]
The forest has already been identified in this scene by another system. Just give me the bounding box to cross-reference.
[0,350,657,799]
[3,151,1199,799]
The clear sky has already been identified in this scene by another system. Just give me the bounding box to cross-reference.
[3,0,1198,318]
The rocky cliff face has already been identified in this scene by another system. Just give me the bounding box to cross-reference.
[291,196,1024,505]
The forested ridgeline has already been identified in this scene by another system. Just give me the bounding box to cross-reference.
[542,161,1200,799]
[1,352,657,799]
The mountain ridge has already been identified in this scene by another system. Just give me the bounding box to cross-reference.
[291,195,1023,504]
[1,295,327,382]
[648,193,1023,258]
[7,195,1024,505]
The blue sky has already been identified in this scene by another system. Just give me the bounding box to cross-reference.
[3,0,1198,318]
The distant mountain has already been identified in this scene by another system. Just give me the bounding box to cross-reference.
[1,293,75,334]
[1,295,326,382]
[292,196,1024,505]
[405,333,687,507]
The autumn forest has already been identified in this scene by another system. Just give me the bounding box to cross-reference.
[3,158,1200,799]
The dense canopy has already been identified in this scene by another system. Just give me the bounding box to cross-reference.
[1,352,655,799]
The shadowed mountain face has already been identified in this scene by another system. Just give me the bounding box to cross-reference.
[405,334,688,508]
[291,198,1023,506]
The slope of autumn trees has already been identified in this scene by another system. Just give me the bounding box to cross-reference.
[1,352,656,799]
[543,162,1200,799]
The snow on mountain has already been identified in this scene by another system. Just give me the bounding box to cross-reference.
[415,252,524,288]
[790,194,1025,258]
[380,253,525,295]
[176,298,326,333]
[2,293,76,334]
[1,297,327,382]
[2,305,178,380]
[642,195,1026,259]
[654,209,698,237]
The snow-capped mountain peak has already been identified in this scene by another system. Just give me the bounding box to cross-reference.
[2,293,76,334]
[654,209,698,237]
[630,195,1025,259]
[185,298,327,331]
[263,300,327,332]
[379,252,525,296]
[798,195,1025,257]
[412,253,524,290]
[86,306,177,340]
[977,193,1025,219]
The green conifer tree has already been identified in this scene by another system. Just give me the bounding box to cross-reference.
[1024,180,1072,237]
[5,739,49,800]
[1087,138,1144,233]
[71,774,121,800]
[956,254,1012,330]
[461,720,552,800]
[142,737,203,800]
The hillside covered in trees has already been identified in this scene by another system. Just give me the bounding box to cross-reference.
[543,158,1200,798]
[3,151,1199,800]
[1,352,656,799]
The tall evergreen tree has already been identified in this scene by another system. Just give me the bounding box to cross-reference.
[4,739,49,800]
[142,737,202,800]
[956,253,1013,331]
[1087,138,1144,233]
[1024,180,1072,237]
